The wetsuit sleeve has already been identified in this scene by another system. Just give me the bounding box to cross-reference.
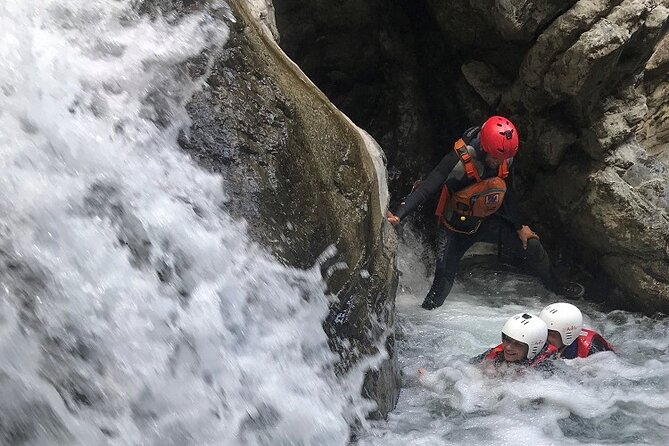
[471,350,490,363]
[499,168,523,230]
[395,150,460,220]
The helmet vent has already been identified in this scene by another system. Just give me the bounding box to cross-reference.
[481,116,518,159]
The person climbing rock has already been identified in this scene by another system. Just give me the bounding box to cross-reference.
[386,115,584,309]
[539,302,614,359]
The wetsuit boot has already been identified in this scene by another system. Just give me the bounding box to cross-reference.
[421,227,471,310]
[421,277,454,310]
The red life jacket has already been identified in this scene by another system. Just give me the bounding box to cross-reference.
[484,343,558,367]
[435,138,508,234]
[532,344,559,366]
[484,344,505,361]
[575,328,614,358]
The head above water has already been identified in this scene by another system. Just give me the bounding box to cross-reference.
[501,313,548,361]
[480,115,518,160]
[539,302,583,349]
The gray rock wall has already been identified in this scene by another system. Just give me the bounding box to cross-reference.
[498,0,669,312]
[423,0,669,312]
[641,32,669,160]
[435,0,669,312]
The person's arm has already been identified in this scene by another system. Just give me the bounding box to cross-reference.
[394,151,459,220]
[499,167,523,231]
[500,167,539,249]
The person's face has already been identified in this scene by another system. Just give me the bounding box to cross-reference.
[547,330,564,349]
[485,154,504,169]
[502,333,529,362]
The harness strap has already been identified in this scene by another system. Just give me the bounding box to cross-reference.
[485,344,505,360]
[454,139,481,182]
[435,138,509,231]
[455,138,509,180]
[530,344,558,367]
[498,160,509,178]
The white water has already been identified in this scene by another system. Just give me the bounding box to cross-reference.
[0,1,368,445]
[359,228,669,445]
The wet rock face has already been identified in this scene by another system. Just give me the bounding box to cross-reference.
[640,32,669,160]
[133,0,400,418]
[274,0,669,312]
[170,0,400,417]
[575,147,669,312]
[498,0,669,313]
[273,0,464,201]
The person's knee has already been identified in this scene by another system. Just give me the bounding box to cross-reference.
[434,256,459,279]
[526,238,547,261]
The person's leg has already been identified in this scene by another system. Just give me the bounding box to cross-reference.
[422,226,475,309]
[489,218,583,297]
[487,218,555,285]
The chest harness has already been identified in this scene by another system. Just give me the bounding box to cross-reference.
[435,138,509,234]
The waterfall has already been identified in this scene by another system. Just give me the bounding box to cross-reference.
[0,1,366,444]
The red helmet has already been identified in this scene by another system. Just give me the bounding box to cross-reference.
[480,116,519,159]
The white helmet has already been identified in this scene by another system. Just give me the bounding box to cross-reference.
[539,302,583,346]
[501,313,548,360]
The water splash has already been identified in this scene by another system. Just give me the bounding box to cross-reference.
[359,229,669,445]
[0,1,366,444]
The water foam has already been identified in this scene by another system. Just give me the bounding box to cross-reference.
[0,1,365,444]
[359,226,669,445]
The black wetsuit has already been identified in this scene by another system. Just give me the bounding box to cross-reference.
[396,127,556,309]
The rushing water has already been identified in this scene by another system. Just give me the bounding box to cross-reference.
[358,228,669,445]
[0,1,369,445]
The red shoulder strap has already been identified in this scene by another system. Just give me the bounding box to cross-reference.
[485,344,504,360]
[454,138,481,182]
[530,344,558,366]
[576,330,592,357]
[577,328,614,357]
[498,160,509,178]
